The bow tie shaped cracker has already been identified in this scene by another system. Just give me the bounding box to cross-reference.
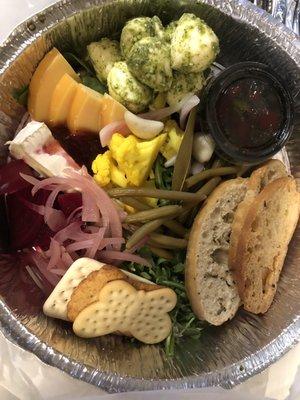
[73,279,177,344]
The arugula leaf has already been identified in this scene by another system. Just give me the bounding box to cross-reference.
[123,248,206,356]
[12,85,29,106]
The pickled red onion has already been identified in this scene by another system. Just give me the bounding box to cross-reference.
[99,120,130,147]
[179,95,200,128]
[19,167,151,282]
[140,94,197,121]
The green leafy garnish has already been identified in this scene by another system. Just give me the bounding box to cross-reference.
[154,154,175,207]
[154,154,173,190]
[123,248,206,357]
[64,52,93,75]
[81,75,107,95]
[12,85,29,106]
[64,52,107,95]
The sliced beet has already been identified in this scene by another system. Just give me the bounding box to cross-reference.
[0,252,47,315]
[6,187,50,250]
[57,192,82,217]
[0,160,32,194]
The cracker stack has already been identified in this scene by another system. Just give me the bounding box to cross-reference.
[43,258,177,344]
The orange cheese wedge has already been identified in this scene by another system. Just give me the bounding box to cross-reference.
[67,84,103,135]
[48,74,79,127]
[100,94,127,127]
[28,48,80,122]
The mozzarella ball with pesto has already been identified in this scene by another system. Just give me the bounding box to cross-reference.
[170,13,219,73]
[87,39,122,83]
[166,71,205,106]
[120,17,154,58]
[164,21,178,42]
[152,15,164,38]
[127,37,173,92]
[107,61,153,113]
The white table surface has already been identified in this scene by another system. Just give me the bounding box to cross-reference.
[0,1,299,399]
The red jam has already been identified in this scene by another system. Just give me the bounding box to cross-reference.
[51,127,104,169]
[216,78,284,149]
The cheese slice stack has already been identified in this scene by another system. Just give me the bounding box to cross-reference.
[28,48,80,123]
[28,48,128,137]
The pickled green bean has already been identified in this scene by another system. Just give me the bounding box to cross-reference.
[163,220,188,238]
[148,233,188,249]
[185,167,238,189]
[122,197,188,237]
[195,176,222,198]
[212,158,223,168]
[125,205,182,224]
[108,187,206,202]
[122,197,150,211]
[172,108,196,191]
[126,219,165,249]
[178,177,222,223]
[237,165,252,177]
[148,246,174,260]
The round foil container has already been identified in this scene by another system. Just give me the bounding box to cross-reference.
[0,0,299,393]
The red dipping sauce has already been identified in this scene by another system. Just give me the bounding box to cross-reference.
[200,62,294,165]
[216,78,284,149]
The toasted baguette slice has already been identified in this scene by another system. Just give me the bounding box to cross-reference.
[186,178,248,326]
[229,160,287,270]
[235,177,300,314]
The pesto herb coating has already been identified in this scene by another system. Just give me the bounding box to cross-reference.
[167,70,205,106]
[107,61,153,112]
[171,13,219,73]
[87,38,122,83]
[164,20,178,42]
[120,16,164,58]
[127,37,173,92]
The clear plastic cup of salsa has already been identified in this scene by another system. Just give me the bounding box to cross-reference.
[200,62,294,165]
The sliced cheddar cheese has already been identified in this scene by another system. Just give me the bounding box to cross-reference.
[100,94,127,127]
[28,48,80,122]
[67,84,103,135]
[48,74,79,127]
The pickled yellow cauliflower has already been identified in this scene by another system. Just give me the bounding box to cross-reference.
[107,61,153,113]
[170,13,219,73]
[160,120,184,160]
[109,133,166,186]
[127,37,173,92]
[92,151,128,187]
[87,39,122,83]
[167,71,205,106]
[120,16,164,58]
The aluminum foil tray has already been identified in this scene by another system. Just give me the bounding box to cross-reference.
[0,0,299,393]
